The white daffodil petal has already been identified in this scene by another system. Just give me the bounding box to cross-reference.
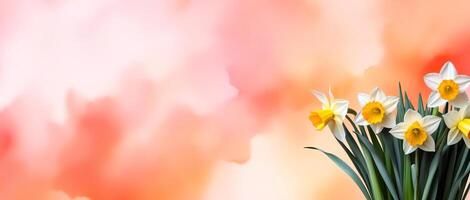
[383,96,399,114]
[329,118,346,143]
[381,114,396,128]
[424,73,442,90]
[447,128,463,145]
[370,87,379,100]
[371,87,386,102]
[355,112,369,126]
[333,99,348,120]
[455,75,470,92]
[328,86,335,101]
[312,90,329,106]
[419,137,435,152]
[427,91,447,108]
[404,109,422,123]
[358,93,370,107]
[440,61,457,80]
[443,111,462,128]
[371,124,384,134]
[390,122,407,139]
[422,115,441,134]
[463,137,470,148]
[403,142,417,155]
[450,92,469,108]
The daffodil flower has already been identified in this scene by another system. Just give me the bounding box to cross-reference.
[424,61,470,108]
[354,87,399,134]
[309,88,349,142]
[443,104,470,147]
[390,110,441,154]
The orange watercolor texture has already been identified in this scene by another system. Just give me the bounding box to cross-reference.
[0,0,470,200]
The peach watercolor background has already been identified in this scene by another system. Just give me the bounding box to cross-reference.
[1,0,470,199]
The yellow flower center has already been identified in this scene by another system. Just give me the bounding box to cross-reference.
[458,119,470,138]
[438,80,459,100]
[309,109,334,130]
[404,121,428,146]
[362,101,385,124]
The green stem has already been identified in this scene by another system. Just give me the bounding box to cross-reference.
[404,155,414,200]
[414,152,419,200]
[363,149,384,200]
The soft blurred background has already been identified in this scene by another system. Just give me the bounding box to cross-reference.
[0,0,470,199]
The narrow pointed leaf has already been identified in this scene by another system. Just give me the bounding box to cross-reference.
[356,133,399,200]
[305,147,371,200]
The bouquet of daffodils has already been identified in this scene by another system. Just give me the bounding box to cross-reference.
[307,61,470,200]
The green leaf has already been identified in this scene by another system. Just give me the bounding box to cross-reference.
[356,133,399,200]
[404,92,415,110]
[367,126,384,159]
[448,156,470,199]
[379,132,403,198]
[412,163,418,200]
[397,83,405,123]
[429,174,440,200]
[343,120,371,189]
[345,116,367,167]
[451,145,469,197]
[395,83,405,178]
[448,144,470,199]
[421,142,446,200]
[457,174,469,199]
[443,146,458,198]
[456,148,469,177]
[403,155,413,200]
[462,182,470,200]
[418,151,431,193]
[354,125,384,200]
[305,147,372,200]
[335,127,371,192]
[347,108,357,116]
[417,93,425,115]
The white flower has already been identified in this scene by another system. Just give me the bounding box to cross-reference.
[355,87,399,134]
[443,104,470,147]
[424,61,470,108]
[309,87,349,142]
[390,110,441,154]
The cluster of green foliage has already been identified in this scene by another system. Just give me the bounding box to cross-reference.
[307,84,470,200]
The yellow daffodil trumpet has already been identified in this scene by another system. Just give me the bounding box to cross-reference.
[309,109,334,130]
